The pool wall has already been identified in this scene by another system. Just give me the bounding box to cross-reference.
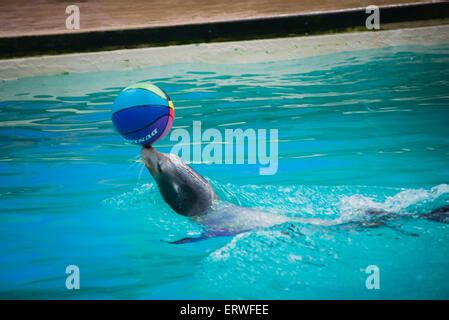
[0,24,448,81]
[0,2,448,58]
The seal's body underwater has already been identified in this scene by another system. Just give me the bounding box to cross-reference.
[141,146,289,243]
[142,146,449,243]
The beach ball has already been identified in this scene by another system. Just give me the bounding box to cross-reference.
[112,83,175,146]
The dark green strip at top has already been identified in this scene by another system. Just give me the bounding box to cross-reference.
[0,2,448,59]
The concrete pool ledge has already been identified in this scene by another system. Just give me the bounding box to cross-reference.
[0,1,448,59]
[0,23,448,81]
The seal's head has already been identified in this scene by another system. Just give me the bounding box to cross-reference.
[141,145,171,178]
[141,146,218,217]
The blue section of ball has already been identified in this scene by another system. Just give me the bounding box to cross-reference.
[112,88,168,114]
[111,84,174,146]
[112,105,168,134]
[121,116,169,145]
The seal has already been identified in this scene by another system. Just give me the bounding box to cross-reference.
[142,146,449,243]
[141,145,290,243]
[141,145,218,217]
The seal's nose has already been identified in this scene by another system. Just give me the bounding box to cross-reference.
[141,145,159,174]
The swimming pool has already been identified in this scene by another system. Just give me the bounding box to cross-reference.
[0,35,449,299]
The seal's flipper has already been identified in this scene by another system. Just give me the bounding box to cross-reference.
[167,234,210,244]
[422,205,449,223]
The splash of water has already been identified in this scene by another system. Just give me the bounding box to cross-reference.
[339,184,449,222]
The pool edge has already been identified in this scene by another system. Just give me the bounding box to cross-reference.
[1,23,448,81]
[0,2,448,59]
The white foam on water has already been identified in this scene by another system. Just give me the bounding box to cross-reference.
[339,184,449,222]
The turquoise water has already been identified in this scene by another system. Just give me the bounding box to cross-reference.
[1,44,449,299]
